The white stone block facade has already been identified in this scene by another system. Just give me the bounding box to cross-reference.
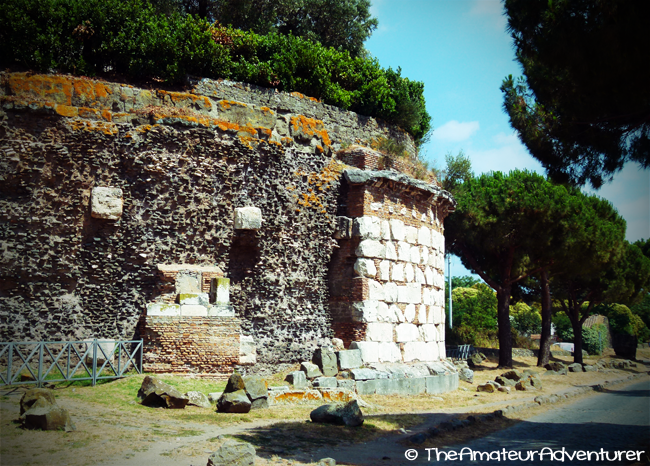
[348,215,447,364]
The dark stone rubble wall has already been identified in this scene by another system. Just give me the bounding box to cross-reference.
[1,72,382,364]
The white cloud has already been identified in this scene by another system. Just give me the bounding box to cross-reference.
[433,120,480,142]
[465,131,544,175]
[469,0,508,31]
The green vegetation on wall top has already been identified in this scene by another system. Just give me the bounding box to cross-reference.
[0,0,431,143]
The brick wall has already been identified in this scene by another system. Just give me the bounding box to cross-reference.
[139,316,240,375]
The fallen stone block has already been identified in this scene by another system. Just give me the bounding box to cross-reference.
[337,349,362,370]
[207,439,256,466]
[20,389,56,416]
[242,375,268,409]
[310,400,364,427]
[459,367,474,384]
[23,401,76,432]
[185,391,212,409]
[350,368,378,381]
[568,363,584,372]
[217,390,251,413]
[313,347,338,377]
[138,376,189,409]
[313,377,338,388]
[477,383,496,393]
[285,371,308,389]
[499,370,523,381]
[301,361,324,379]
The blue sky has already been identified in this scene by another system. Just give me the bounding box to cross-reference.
[365,0,650,278]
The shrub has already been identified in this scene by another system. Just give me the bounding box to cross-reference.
[447,284,498,346]
[510,302,542,336]
[0,0,431,142]
[599,303,649,341]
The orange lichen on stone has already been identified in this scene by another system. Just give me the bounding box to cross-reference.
[55,105,78,118]
[8,73,74,106]
[159,90,212,109]
[289,91,319,102]
[69,119,119,136]
[257,127,272,138]
[281,137,293,145]
[293,159,342,212]
[320,389,353,402]
[78,107,100,119]
[260,106,275,115]
[218,100,247,110]
[101,109,112,121]
[290,115,331,146]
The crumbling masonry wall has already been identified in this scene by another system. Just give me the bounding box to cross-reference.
[0,72,451,373]
[329,170,455,364]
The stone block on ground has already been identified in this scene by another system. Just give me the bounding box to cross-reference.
[224,373,246,393]
[242,375,268,409]
[568,363,584,373]
[477,383,496,393]
[337,349,362,370]
[285,371,308,389]
[544,362,566,372]
[499,370,523,382]
[313,377,338,388]
[20,389,56,416]
[185,391,212,408]
[217,390,251,413]
[528,375,543,389]
[313,347,338,377]
[468,352,487,368]
[310,400,364,427]
[459,367,474,384]
[494,376,516,387]
[138,376,189,409]
[23,402,76,432]
[350,368,378,381]
[207,439,256,466]
[301,361,323,379]
[515,379,533,391]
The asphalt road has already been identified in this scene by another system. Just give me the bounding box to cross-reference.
[315,378,650,466]
[410,379,649,466]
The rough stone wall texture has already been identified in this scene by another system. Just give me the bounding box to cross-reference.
[0,72,450,372]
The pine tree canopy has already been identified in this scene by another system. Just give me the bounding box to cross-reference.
[501,0,650,188]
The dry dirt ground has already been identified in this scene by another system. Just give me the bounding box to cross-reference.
[1,349,649,466]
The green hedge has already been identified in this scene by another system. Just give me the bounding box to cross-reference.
[0,0,430,142]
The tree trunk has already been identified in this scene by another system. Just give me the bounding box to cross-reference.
[496,286,513,368]
[537,270,552,367]
[571,313,584,364]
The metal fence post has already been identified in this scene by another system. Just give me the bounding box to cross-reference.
[7,343,13,385]
[37,342,44,387]
[92,339,97,386]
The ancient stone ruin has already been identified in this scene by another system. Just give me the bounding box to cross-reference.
[0,72,455,377]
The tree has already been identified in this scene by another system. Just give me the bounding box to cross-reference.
[550,195,627,363]
[158,0,378,57]
[445,170,575,367]
[441,150,473,193]
[501,0,650,188]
